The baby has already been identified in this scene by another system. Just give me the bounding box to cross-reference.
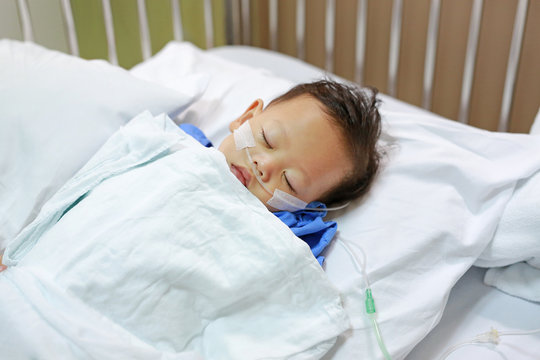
[218,79,382,211]
[0,80,381,271]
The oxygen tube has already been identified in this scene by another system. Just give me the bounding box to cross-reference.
[337,237,392,360]
[438,327,540,359]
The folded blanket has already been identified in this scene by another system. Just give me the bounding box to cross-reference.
[2,111,349,359]
[475,170,540,302]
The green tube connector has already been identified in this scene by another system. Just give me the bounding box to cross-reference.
[365,288,376,314]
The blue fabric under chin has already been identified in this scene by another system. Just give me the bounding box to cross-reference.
[273,203,337,265]
[180,123,337,265]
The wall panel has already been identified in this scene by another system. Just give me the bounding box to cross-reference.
[334,0,358,81]
[364,0,392,93]
[469,0,517,130]
[146,0,174,55]
[110,0,142,68]
[305,0,326,69]
[431,0,473,121]
[71,0,108,61]
[251,0,270,49]
[28,0,69,53]
[509,0,540,133]
[0,0,23,40]
[396,0,430,107]
[277,0,297,57]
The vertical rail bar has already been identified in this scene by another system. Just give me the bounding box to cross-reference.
[325,0,336,73]
[422,0,441,110]
[296,0,306,60]
[101,0,118,65]
[355,0,367,85]
[137,0,152,60]
[388,0,403,97]
[241,0,250,45]
[269,0,278,51]
[171,0,183,41]
[229,0,241,44]
[16,0,34,42]
[203,0,214,48]
[225,0,233,44]
[60,0,79,56]
[458,0,483,124]
[498,0,528,132]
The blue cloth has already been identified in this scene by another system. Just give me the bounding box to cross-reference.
[180,123,337,265]
[274,203,337,266]
[179,123,213,148]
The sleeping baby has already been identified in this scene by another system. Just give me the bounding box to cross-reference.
[182,79,383,264]
[217,79,382,212]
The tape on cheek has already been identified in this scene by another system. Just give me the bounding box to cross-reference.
[233,121,256,150]
[267,189,308,212]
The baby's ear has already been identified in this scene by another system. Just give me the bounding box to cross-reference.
[229,99,264,131]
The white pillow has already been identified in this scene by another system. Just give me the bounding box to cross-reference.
[0,40,207,250]
[130,42,294,146]
[128,43,540,359]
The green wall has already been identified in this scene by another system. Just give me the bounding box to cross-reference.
[71,0,227,68]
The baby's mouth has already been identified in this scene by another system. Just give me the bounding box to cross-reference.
[230,164,251,187]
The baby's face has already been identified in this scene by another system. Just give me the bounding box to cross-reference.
[218,95,352,211]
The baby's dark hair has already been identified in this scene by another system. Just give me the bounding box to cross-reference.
[268,79,382,205]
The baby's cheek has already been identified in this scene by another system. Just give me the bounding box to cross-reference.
[246,185,272,208]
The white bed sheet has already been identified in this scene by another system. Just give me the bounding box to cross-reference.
[208,45,540,359]
[407,266,540,360]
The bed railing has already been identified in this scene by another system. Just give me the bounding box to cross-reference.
[4,0,539,133]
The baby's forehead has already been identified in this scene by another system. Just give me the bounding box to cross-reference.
[266,95,342,136]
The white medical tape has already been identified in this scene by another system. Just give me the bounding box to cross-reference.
[267,189,308,212]
[233,121,256,150]
[233,120,309,212]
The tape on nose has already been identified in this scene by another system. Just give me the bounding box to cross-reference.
[233,121,256,150]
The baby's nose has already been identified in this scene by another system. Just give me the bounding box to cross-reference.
[254,156,275,183]
[254,160,268,182]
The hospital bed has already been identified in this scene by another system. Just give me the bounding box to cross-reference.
[1,1,539,359]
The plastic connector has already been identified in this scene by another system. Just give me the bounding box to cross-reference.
[365,288,376,314]
[438,327,540,359]
[474,328,500,345]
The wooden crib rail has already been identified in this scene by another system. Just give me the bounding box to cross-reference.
[3,0,539,133]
